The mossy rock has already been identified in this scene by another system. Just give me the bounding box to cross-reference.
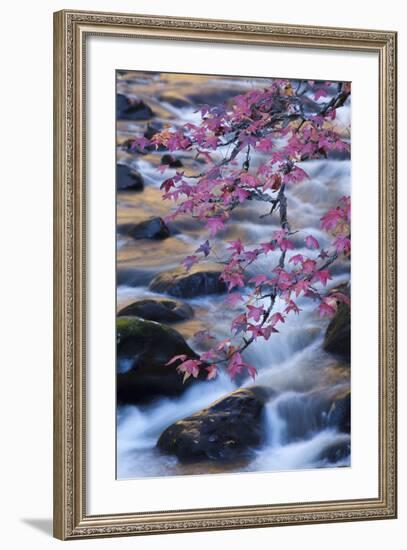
[117,298,193,323]
[117,317,201,404]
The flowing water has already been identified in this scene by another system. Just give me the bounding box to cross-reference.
[116,71,351,479]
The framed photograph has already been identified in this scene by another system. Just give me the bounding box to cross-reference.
[53,9,397,540]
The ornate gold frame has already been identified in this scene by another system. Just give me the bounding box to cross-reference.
[53,9,397,540]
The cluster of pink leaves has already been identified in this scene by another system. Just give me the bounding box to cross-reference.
[131,79,351,382]
[170,196,350,382]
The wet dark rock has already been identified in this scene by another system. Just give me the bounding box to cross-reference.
[144,125,160,140]
[157,387,272,462]
[117,217,170,240]
[160,154,183,168]
[149,264,226,298]
[116,164,144,191]
[117,317,202,404]
[327,391,351,433]
[117,93,154,120]
[159,94,191,109]
[323,302,351,361]
[316,436,351,464]
[118,298,193,323]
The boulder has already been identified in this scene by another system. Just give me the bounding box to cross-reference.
[327,391,351,433]
[117,317,201,404]
[117,93,154,120]
[159,94,191,109]
[117,217,170,240]
[157,387,272,462]
[160,154,183,168]
[116,164,144,191]
[323,302,351,361]
[118,298,193,323]
[149,264,226,298]
[316,435,351,464]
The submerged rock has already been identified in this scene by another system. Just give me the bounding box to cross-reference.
[117,93,154,120]
[275,386,351,441]
[160,154,183,168]
[149,264,226,298]
[316,434,351,465]
[157,387,272,462]
[116,164,144,191]
[117,298,193,323]
[323,302,350,361]
[117,217,170,240]
[117,317,201,404]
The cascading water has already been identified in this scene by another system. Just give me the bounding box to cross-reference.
[116,71,351,479]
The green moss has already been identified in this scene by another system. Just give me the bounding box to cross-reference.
[117,316,172,334]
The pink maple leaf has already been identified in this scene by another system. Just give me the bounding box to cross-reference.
[206,364,218,380]
[260,242,276,254]
[249,274,268,286]
[205,217,225,236]
[302,259,317,275]
[247,305,265,323]
[247,324,264,340]
[195,240,211,257]
[293,279,311,297]
[165,354,188,366]
[270,312,285,325]
[284,300,302,315]
[262,324,279,339]
[204,134,219,149]
[182,255,199,271]
[227,353,244,378]
[160,177,175,193]
[130,136,151,152]
[221,270,245,291]
[305,235,320,249]
[289,254,304,265]
[312,270,332,286]
[330,291,350,305]
[333,234,351,254]
[318,249,330,259]
[240,173,260,187]
[280,238,294,252]
[227,239,245,255]
[321,208,343,231]
[283,166,309,184]
[176,359,202,381]
[233,187,250,203]
[318,300,337,318]
[231,313,248,335]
